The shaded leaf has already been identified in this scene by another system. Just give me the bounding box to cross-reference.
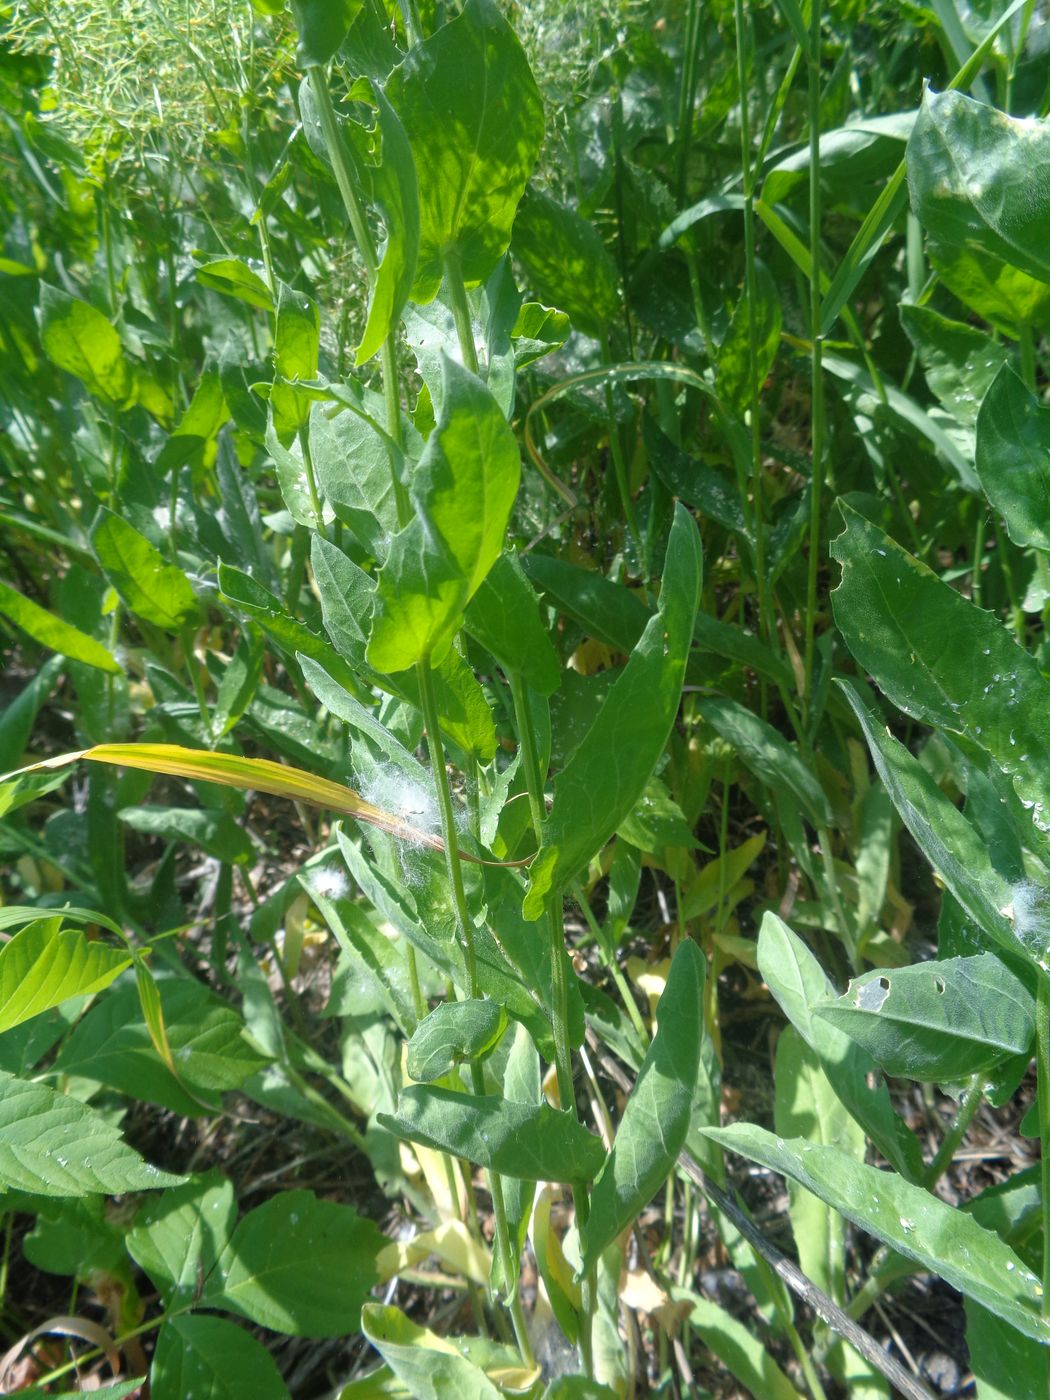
[151,1315,290,1400]
[976,364,1050,550]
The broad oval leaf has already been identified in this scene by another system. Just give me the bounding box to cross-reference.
[831,502,1050,842]
[118,805,254,866]
[0,580,120,674]
[37,284,135,406]
[0,918,132,1034]
[406,998,508,1083]
[127,1172,236,1307]
[387,0,544,302]
[464,551,561,696]
[512,187,620,337]
[378,1084,606,1183]
[908,89,1050,286]
[290,0,362,67]
[193,256,274,312]
[367,356,521,673]
[91,510,197,631]
[151,1315,290,1400]
[0,1071,183,1196]
[202,1189,383,1337]
[975,364,1050,550]
[703,1122,1050,1344]
[815,954,1035,1083]
[582,940,705,1270]
[523,504,701,917]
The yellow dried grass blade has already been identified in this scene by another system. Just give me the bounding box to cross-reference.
[5,744,526,867]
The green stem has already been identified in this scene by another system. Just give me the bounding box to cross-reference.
[507,673,577,1113]
[802,0,825,730]
[972,507,986,608]
[1019,321,1036,391]
[923,1075,984,1190]
[443,248,480,375]
[308,66,378,283]
[415,658,478,996]
[573,879,648,1046]
[733,0,770,649]
[1037,972,1050,1318]
[298,422,325,535]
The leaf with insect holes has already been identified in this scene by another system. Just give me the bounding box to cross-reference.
[815,954,1034,1083]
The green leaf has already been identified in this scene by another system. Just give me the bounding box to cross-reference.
[523,553,652,653]
[291,0,362,66]
[512,187,619,337]
[54,979,270,1115]
[757,913,923,1181]
[899,303,1008,433]
[839,680,1028,967]
[775,1026,866,1304]
[37,284,135,406]
[674,1287,802,1400]
[703,1121,1050,1344]
[582,940,705,1270]
[379,1084,606,1182]
[976,364,1050,550]
[151,1315,290,1400]
[308,399,401,556]
[831,502,1050,850]
[361,1304,503,1400]
[118,805,254,866]
[218,561,369,702]
[127,1172,236,1307]
[523,504,701,917]
[274,283,319,383]
[406,998,508,1082]
[908,90,1050,286]
[387,0,544,302]
[644,418,748,537]
[0,654,64,775]
[91,510,197,631]
[0,1071,182,1196]
[202,1189,383,1336]
[696,697,831,829]
[0,918,132,1033]
[816,954,1034,1082]
[717,259,782,415]
[464,552,561,695]
[964,1299,1050,1400]
[0,579,120,673]
[356,86,420,365]
[928,238,1050,336]
[367,356,520,672]
[194,256,274,312]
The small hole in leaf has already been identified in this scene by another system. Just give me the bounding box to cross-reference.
[934,977,945,994]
